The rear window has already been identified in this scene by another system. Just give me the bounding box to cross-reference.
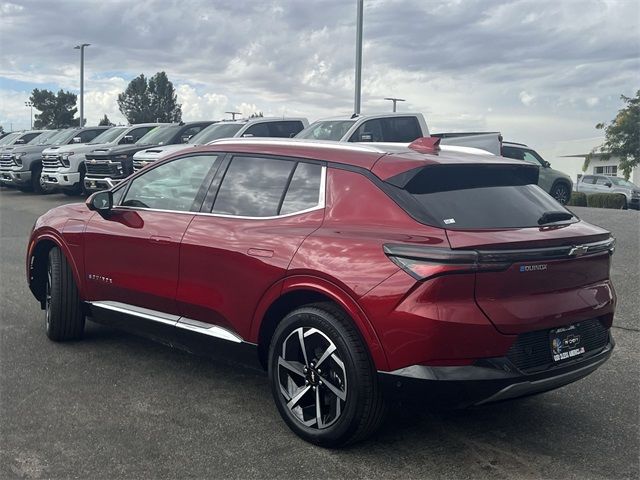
[388,164,575,229]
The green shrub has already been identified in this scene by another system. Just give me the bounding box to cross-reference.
[586,193,627,209]
[567,192,587,207]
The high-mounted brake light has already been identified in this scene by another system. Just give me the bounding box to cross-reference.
[407,136,441,154]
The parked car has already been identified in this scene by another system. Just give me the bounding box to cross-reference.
[501,141,573,204]
[296,113,503,154]
[83,122,213,192]
[576,174,640,209]
[27,138,615,447]
[41,124,156,196]
[1,128,105,192]
[132,117,309,171]
[0,130,53,187]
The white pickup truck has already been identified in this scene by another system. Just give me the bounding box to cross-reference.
[294,113,502,155]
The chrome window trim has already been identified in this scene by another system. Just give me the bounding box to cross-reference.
[113,165,326,221]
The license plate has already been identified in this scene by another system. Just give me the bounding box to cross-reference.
[550,324,585,362]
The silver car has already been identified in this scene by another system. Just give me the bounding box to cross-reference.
[576,174,640,210]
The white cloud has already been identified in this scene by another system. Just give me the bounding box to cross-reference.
[519,91,535,107]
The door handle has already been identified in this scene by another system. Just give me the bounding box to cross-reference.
[247,248,274,258]
[149,235,172,245]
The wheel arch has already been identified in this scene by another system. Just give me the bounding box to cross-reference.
[28,233,83,307]
[252,276,389,371]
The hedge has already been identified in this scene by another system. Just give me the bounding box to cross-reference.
[586,193,627,209]
[567,192,587,207]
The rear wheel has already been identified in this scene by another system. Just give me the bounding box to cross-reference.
[551,182,570,205]
[45,247,85,341]
[268,303,385,447]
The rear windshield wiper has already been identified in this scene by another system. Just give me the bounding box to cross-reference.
[538,210,574,225]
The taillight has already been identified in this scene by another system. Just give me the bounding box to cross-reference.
[383,244,508,281]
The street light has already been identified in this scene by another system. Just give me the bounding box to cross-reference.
[25,101,33,129]
[384,97,405,112]
[354,0,364,115]
[225,111,242,120]
[74,43,90,127]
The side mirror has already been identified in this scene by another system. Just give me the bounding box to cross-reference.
[86,191,113,213]
[72,136,82,144]
[181,135,192,143]
[121,135,135,144]
[605,182,612,188]
[359,133,373,142]
[542,160,551,168]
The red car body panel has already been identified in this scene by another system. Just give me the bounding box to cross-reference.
[176,209,324,339]
[26,139,616,381]
[84,209,194,314]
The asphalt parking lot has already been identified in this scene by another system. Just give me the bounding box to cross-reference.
[1,187,638,479]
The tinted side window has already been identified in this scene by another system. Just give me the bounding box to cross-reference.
[582,176,596,184]
[349,117,422,142]
[212,156,296,217]
[268,121,304,138]
[243,123,270,137]
[349,119,384,142]
[129,127,154,142]
[385,117,422,142]
[20,132,41,143]
[280,163,323,215]
[79,129,101,143]
[595,177,610,185]
[122,155,218,211]
[501,146,525,160]
[181,125,204,140]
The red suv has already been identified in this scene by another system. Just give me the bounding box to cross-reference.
[27,138,616,446]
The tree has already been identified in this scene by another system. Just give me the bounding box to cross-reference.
[249,111,264,118]
[29,89,78,128]
[117,72,182,124]
[588,90,640,179]
[98,114,115,126]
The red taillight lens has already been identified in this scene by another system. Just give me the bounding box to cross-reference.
[383,244,507,281]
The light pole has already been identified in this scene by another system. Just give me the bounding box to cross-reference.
[225,111,242,120]
[74,43,90,127]
[354,0,364,115]
[25,101,33,129]
[384,97,405,112]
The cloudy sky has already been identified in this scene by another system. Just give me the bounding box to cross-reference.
[1,0,638,159]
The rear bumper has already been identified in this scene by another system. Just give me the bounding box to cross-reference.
[378,336,614,408]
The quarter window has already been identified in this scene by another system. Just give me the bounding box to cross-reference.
[281,163,323,215]
[121,154,218,211]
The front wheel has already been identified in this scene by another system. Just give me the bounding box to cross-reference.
[268,303,385,447]
[45,247,85,341]
[551,183,570,205]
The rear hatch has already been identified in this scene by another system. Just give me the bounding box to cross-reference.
[383,161,615,335]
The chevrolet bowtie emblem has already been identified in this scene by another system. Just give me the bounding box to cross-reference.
[568,245,589,257]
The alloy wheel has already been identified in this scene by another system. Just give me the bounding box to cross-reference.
[277,327,347,429]
[553,185,569,204]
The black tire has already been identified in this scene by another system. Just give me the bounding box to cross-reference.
[31,166,47,194]
[268,303,385,447]
[45,247,85,341]
[551,182,570,205]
